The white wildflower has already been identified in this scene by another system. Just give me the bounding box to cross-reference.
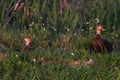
[67,28,70,32]
[16,54,18,58]
[74,33,77,36]
[53,28,57,31]
[71,52,74,56]
[33,35,36,38]
[64,27,67,29]
[89,27,93,31]
[51,27,57,31]
[94,18,99,23]
[86,22,89,25]
[81,29,84,32]
[42,23,45,26]
[32,59,36,62]
[116,34,118,37]
[29,22,34,27]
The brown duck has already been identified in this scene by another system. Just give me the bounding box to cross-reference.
[90,24,113,53]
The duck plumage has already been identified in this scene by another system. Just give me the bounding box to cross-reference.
[90,24,113,53]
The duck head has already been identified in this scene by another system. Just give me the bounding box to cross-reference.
[96,24,103,35]
[22,37,31,51]
[24,37,31,46]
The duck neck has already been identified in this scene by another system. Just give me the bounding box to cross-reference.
[96,30,101,35]
[25,42,30,47]
[95,30,101,39]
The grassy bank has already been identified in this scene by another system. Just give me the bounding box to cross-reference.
[0,0,120,80]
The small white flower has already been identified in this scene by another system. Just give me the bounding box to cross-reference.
[33,35,36,38]
[67,28,70,32]
[116,34,118,37]
[74,33,77,36]
[94,18,99,23]
[89,27,93,31]
[29,22,34,27]
[81,29,84,32]
[53,28,57,31]
[16,54,18,58]
[86,22,89,25]
[51,27,57,31]
[32,59,36,62]
[65,27,67,29]
[71,52,74,56]
[42,23,45,26]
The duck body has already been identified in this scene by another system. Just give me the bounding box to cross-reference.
[90,24,113,53]
[90,34,113,53]
[23,45,31,51]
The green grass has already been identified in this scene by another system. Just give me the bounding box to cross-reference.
[0,0,120,80]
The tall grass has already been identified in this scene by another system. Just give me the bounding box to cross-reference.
[1,0,120,32]
[0,0,120,80]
